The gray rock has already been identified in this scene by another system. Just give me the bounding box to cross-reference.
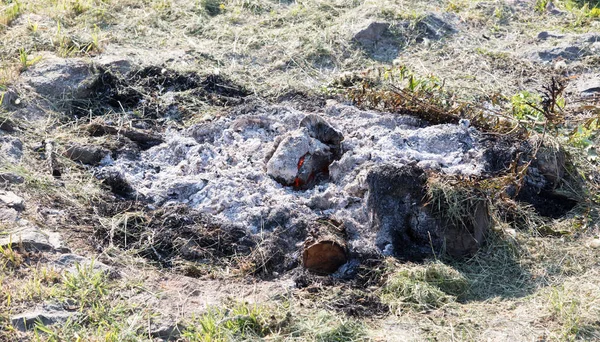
[0,225,58,252]
[94,55,133,75]
[150,323,185,340]
[0,172,25,184]
[20,55,95,100]
[352,21,402,62]
[53,253,113,274]
[0,207,19,222]
[64,143,111,166]
[0,88,19,110]
[266,128,330,186]
[0,136,23,163]
[353,22,392,47]
[582,33,600,43]
[11,304,80,332]
[577,78,600,96]
[0,190,24,211]
[416,13,458,40]
[537,45,589,62]
[537,31,565,40]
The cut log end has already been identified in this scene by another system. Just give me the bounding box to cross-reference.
[303,240,347,275]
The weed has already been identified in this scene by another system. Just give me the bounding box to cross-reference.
[18,48,41,71]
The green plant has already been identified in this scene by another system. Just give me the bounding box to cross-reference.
[18,48,42,71]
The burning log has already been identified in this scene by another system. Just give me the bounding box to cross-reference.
[302,218,348,274]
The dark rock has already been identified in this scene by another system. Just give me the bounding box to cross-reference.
[95,169,135,198]
[0,88,19,110]
[367,164,488,259]
[64,143,111,166]
[537,31,565,40]
[353,22,392,47]
[0,172,25,184]
[352,21,403,62]
[300,114,344,156]
[11,304,80,332]
[576,78,600,97]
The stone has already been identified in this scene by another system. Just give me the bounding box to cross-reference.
[20,55,95,100]
[11,304,80,332]
[0,226,56,252]
[537,31,565,40]
[536,45,589,62]
[266,128,332,187]
[353,22,392,47]
[352,21,403,61]
[150,323,185,340]
[53,253,113,275]
[416,13,457,40]
[0,88,19,110]
[577,78,600,97]
[0,207,19,222]
[0,172,25,184]
[63,143,112,166]
[0,191,25,211]
[0,136,23,163]
[589,239,600,249]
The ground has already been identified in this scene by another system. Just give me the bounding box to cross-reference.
[1,0,600,341]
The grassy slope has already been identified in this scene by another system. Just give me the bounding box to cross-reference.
[1,0,600,341]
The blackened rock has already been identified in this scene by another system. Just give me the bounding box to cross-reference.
[367,164,488,259]
[300,114,344,156]
[367,164,442,260]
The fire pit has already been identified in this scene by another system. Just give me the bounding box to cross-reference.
[100,101,491,273]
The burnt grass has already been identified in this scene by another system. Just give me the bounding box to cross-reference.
[71,66,249,120]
